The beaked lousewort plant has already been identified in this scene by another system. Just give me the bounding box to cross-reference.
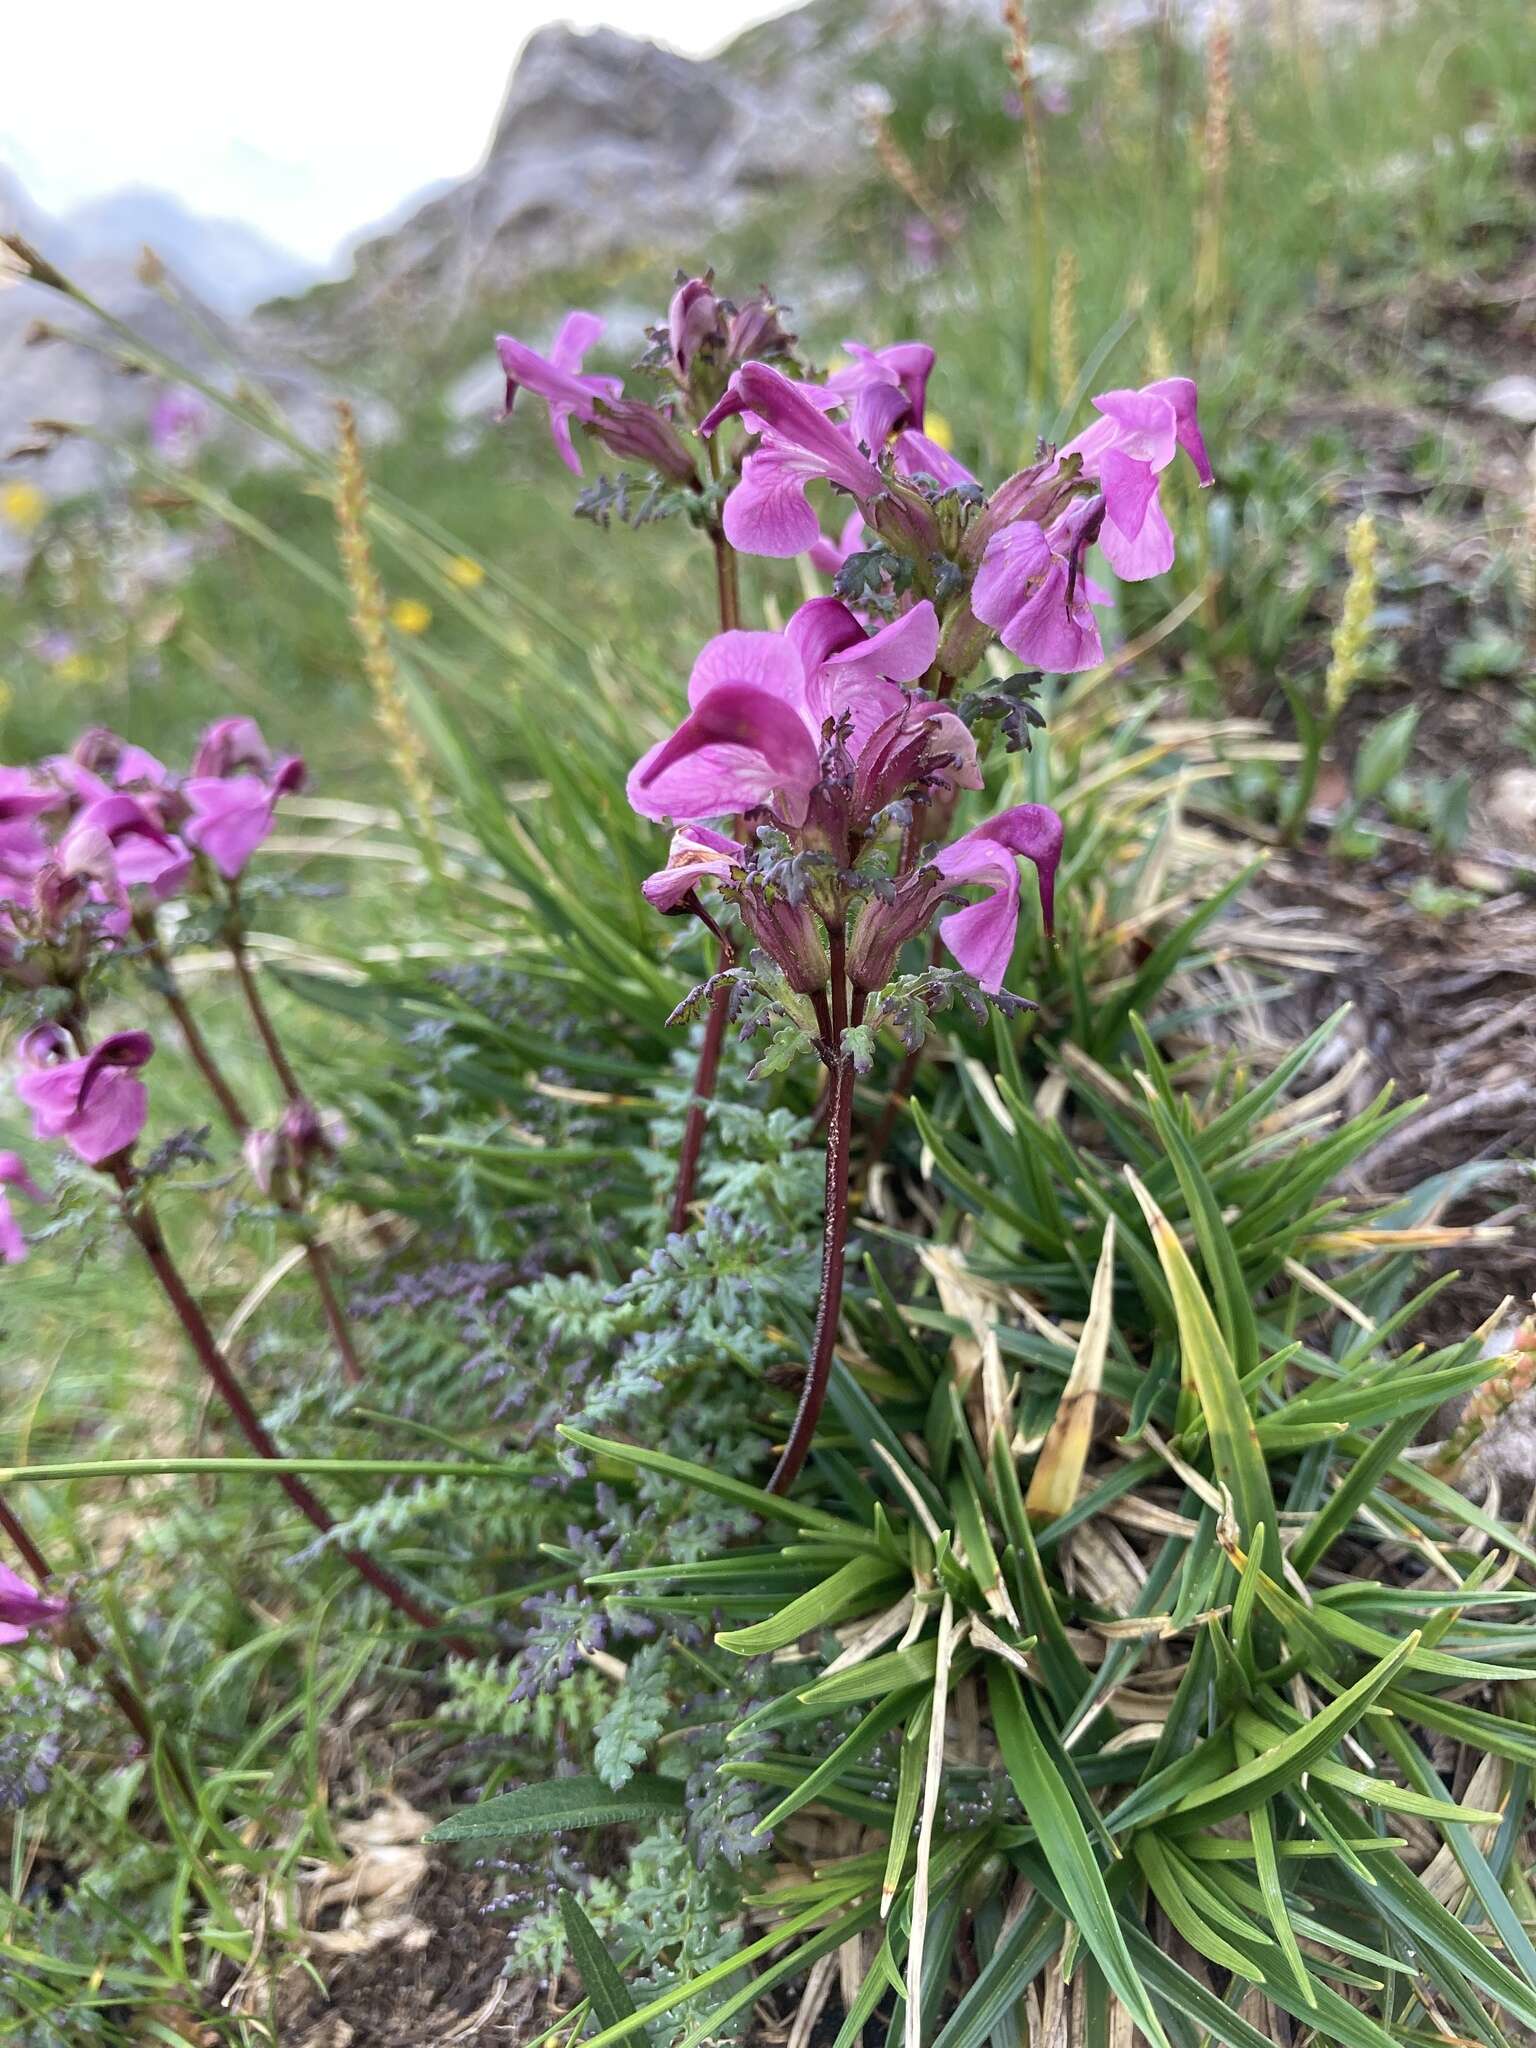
[417,275,1536,2048]
[496,274,1211,1492]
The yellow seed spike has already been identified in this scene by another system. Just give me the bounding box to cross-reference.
[333,402,443,878]
[1025,1219,1115,1523]
[1324,511,1380,717]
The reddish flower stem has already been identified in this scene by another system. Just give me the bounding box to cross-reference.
[0,1491,191,1795]
[140,913,365,1385]
[226,928,303,1104]
[767,924,858,1496]
[112,1167,469,1652]
[669,968,732,1236]
[138,925,252,1137]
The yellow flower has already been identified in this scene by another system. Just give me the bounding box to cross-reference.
[1,481,45,532]
[390,598,432,635]
[446,555,485,589]
[924,411,955,452]
[53,654,102,686]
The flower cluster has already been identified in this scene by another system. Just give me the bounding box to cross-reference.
[0,715,306,1240]
[494,278,1209,1031]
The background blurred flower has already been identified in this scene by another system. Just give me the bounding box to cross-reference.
[445,556,485,589]
[1,482,46,532]
[390,598,432,634]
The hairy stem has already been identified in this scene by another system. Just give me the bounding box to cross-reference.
[113,1170,466,1650]
[767,925,855,1496]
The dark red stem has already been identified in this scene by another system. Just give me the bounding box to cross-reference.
[139,925,252,1138]
[767,926,856,1496]
[114,1171,467,1651]
[144,913,364,1383]
[302,1237,365,1385]
[226,926,303,1103]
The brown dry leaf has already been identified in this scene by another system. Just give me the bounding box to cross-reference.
[1420,1752,1506,1906]
[301,1795,433,1956]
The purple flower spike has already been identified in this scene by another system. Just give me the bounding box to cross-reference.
[932,803,1065,989]
[0,1561,68,1646]
[0,1150,44,1264]
[495,312,624,475]
[16,1026,155,1167]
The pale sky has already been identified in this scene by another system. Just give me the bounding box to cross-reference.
[4,0,796,264]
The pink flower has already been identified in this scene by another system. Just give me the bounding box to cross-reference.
[701,363,887,558]
[150,387,209,460]
[826,341,935,448]
[191,717,274,779]
[893,430,978,492]
[627,598,960,828]
[15,1026,154,1167]
[61,727,169,798]
[971,502,1107,673]
[1061,377,1212,582]
[495,312,624,475]
[641,825,745,912]
[183,755,304,879]
[58,794,192,903]
[848,801,1064,992]
[0,1561,67,1647]
[0,1150,43,1264]
[931,805,1065,988]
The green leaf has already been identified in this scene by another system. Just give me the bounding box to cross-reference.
[989,1668,1169,2047]
[1167,1630,1418,1825]
[1353,704,1419,798]
[1134,1833,1258,1977]
[1124,1169,1277,1556]
[557,1426,876,1546]
[714,1555,897,1655]
[558,1893,646,2042]
[425,1774,683,1842]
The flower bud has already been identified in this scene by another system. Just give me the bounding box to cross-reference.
[738,885,828,994]
[847,870,945,992]
[725,288,796,367]
[587,397,699,485]
[666,274,723,379]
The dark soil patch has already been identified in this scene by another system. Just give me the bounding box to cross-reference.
[265,1862,530,2048]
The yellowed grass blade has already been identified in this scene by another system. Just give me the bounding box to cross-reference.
[1025,1220,1116,1525]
